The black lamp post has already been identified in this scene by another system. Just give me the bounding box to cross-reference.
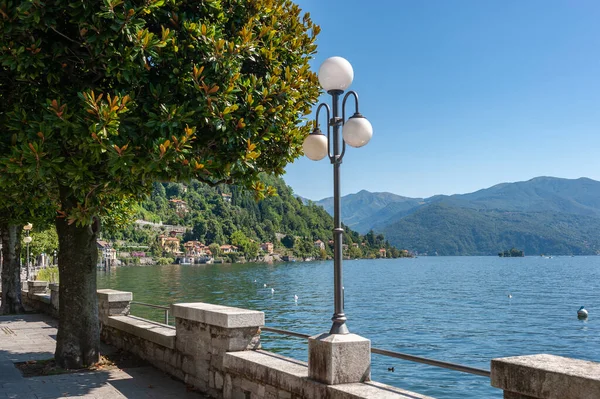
[23,223,33,281]
[303,57,373,334]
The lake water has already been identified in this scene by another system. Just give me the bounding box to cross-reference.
[97,256,600,399]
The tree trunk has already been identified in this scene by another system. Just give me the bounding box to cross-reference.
[54,187,100,368]
[0,223,24,315]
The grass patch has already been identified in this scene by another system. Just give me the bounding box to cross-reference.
[35,267,59,283]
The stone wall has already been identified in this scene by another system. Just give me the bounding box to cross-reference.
[23,283,600,399]
[491,354,600,399]
[95,290,434,399]
[21,281,59,318]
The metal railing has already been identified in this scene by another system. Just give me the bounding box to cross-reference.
[122,304,490,378]
[130,301,170,325]
[261,326,491,378]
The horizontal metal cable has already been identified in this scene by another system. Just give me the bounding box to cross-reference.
[371,347,490,377]
[261,326,490,378]
[130,301,170,324]
[130,301,169,310]
[262,326,311,339]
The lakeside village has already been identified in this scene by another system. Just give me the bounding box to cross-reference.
[98,217,410,269]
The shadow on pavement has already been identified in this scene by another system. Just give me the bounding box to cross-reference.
[0,313,208,398]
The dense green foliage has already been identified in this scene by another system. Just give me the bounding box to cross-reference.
[36,266,59,283]
[28,228,59,260]
[1,0,321,224]
[105,175,405,260]
[1,0,322,367]
[381,203,600,256]
[499,248,524,257]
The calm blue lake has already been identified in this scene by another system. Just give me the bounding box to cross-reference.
[97,256,600,399]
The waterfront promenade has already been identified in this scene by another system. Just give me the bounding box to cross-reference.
[0,313,207,399]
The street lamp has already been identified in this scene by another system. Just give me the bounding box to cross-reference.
[23,223,33,281]
[303,57,373,334]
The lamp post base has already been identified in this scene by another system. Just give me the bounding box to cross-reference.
[329,319,349,335]
[308,332,371,385]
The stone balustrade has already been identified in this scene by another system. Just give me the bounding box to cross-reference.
[27,280,48,296]
[491,354,600,399]
[95,290,433,398]
[21,281,57,317]
[22,282,600,399]
[49,283,59,311]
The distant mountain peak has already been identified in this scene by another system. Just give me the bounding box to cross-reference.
[308,176,600,255]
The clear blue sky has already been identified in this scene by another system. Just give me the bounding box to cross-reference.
[283,0,600,200]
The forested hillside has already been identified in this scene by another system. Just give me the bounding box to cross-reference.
[381,203,600,256]
[315,177,600,256]
[105,175,406,260]
[316,190,423,234]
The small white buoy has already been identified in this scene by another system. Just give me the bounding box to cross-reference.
[264,283,267,288]
[271,288,275,294]
[294,294,298,302]
[577,306,588,318]
[508,293,512,299]
[254,279,257,283]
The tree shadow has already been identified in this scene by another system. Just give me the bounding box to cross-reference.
[0,313,207,398]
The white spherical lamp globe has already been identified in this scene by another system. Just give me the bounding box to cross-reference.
[318,57,354,92]
[23,236,32,244]
[303,133,328,161]
[342,114,373,148]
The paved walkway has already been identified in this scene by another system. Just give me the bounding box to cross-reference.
[0,313,207,398]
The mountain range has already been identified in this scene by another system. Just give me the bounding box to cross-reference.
[313,177,600,256]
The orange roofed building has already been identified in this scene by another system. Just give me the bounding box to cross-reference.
[184,241,212,257]
[158,234,181,254]
[220,245,238,254]
[261,242,274,254]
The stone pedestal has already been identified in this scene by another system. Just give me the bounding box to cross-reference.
[97,289,132,324]
[49,283,59,311]
[27,280,48,295]
[308,333,371,385]
[491,354,600,399]
[172,303,264,397]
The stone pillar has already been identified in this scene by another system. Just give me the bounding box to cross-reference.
[97,289,132,325]
[27,280,48,296]
[49,283,59,314]
[491,354,600,399]
[171,303,263,397]
[308,333,371,385]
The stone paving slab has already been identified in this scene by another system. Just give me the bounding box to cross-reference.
[0,313,208,398]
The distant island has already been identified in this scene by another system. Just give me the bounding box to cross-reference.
[498,248,524,257]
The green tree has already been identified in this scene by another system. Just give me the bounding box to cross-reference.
[348,246,362,259]
[205,219,225,245]
[187,218,207,242]
[231,230,258,260]
[0,183,55,314]
[30,228,59,263]
[319,248,328,260]
[0,0,319,368]
[388,247,400,258]
[208,243,221,258]
[281,234,295,249]
[365,230,376,246]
